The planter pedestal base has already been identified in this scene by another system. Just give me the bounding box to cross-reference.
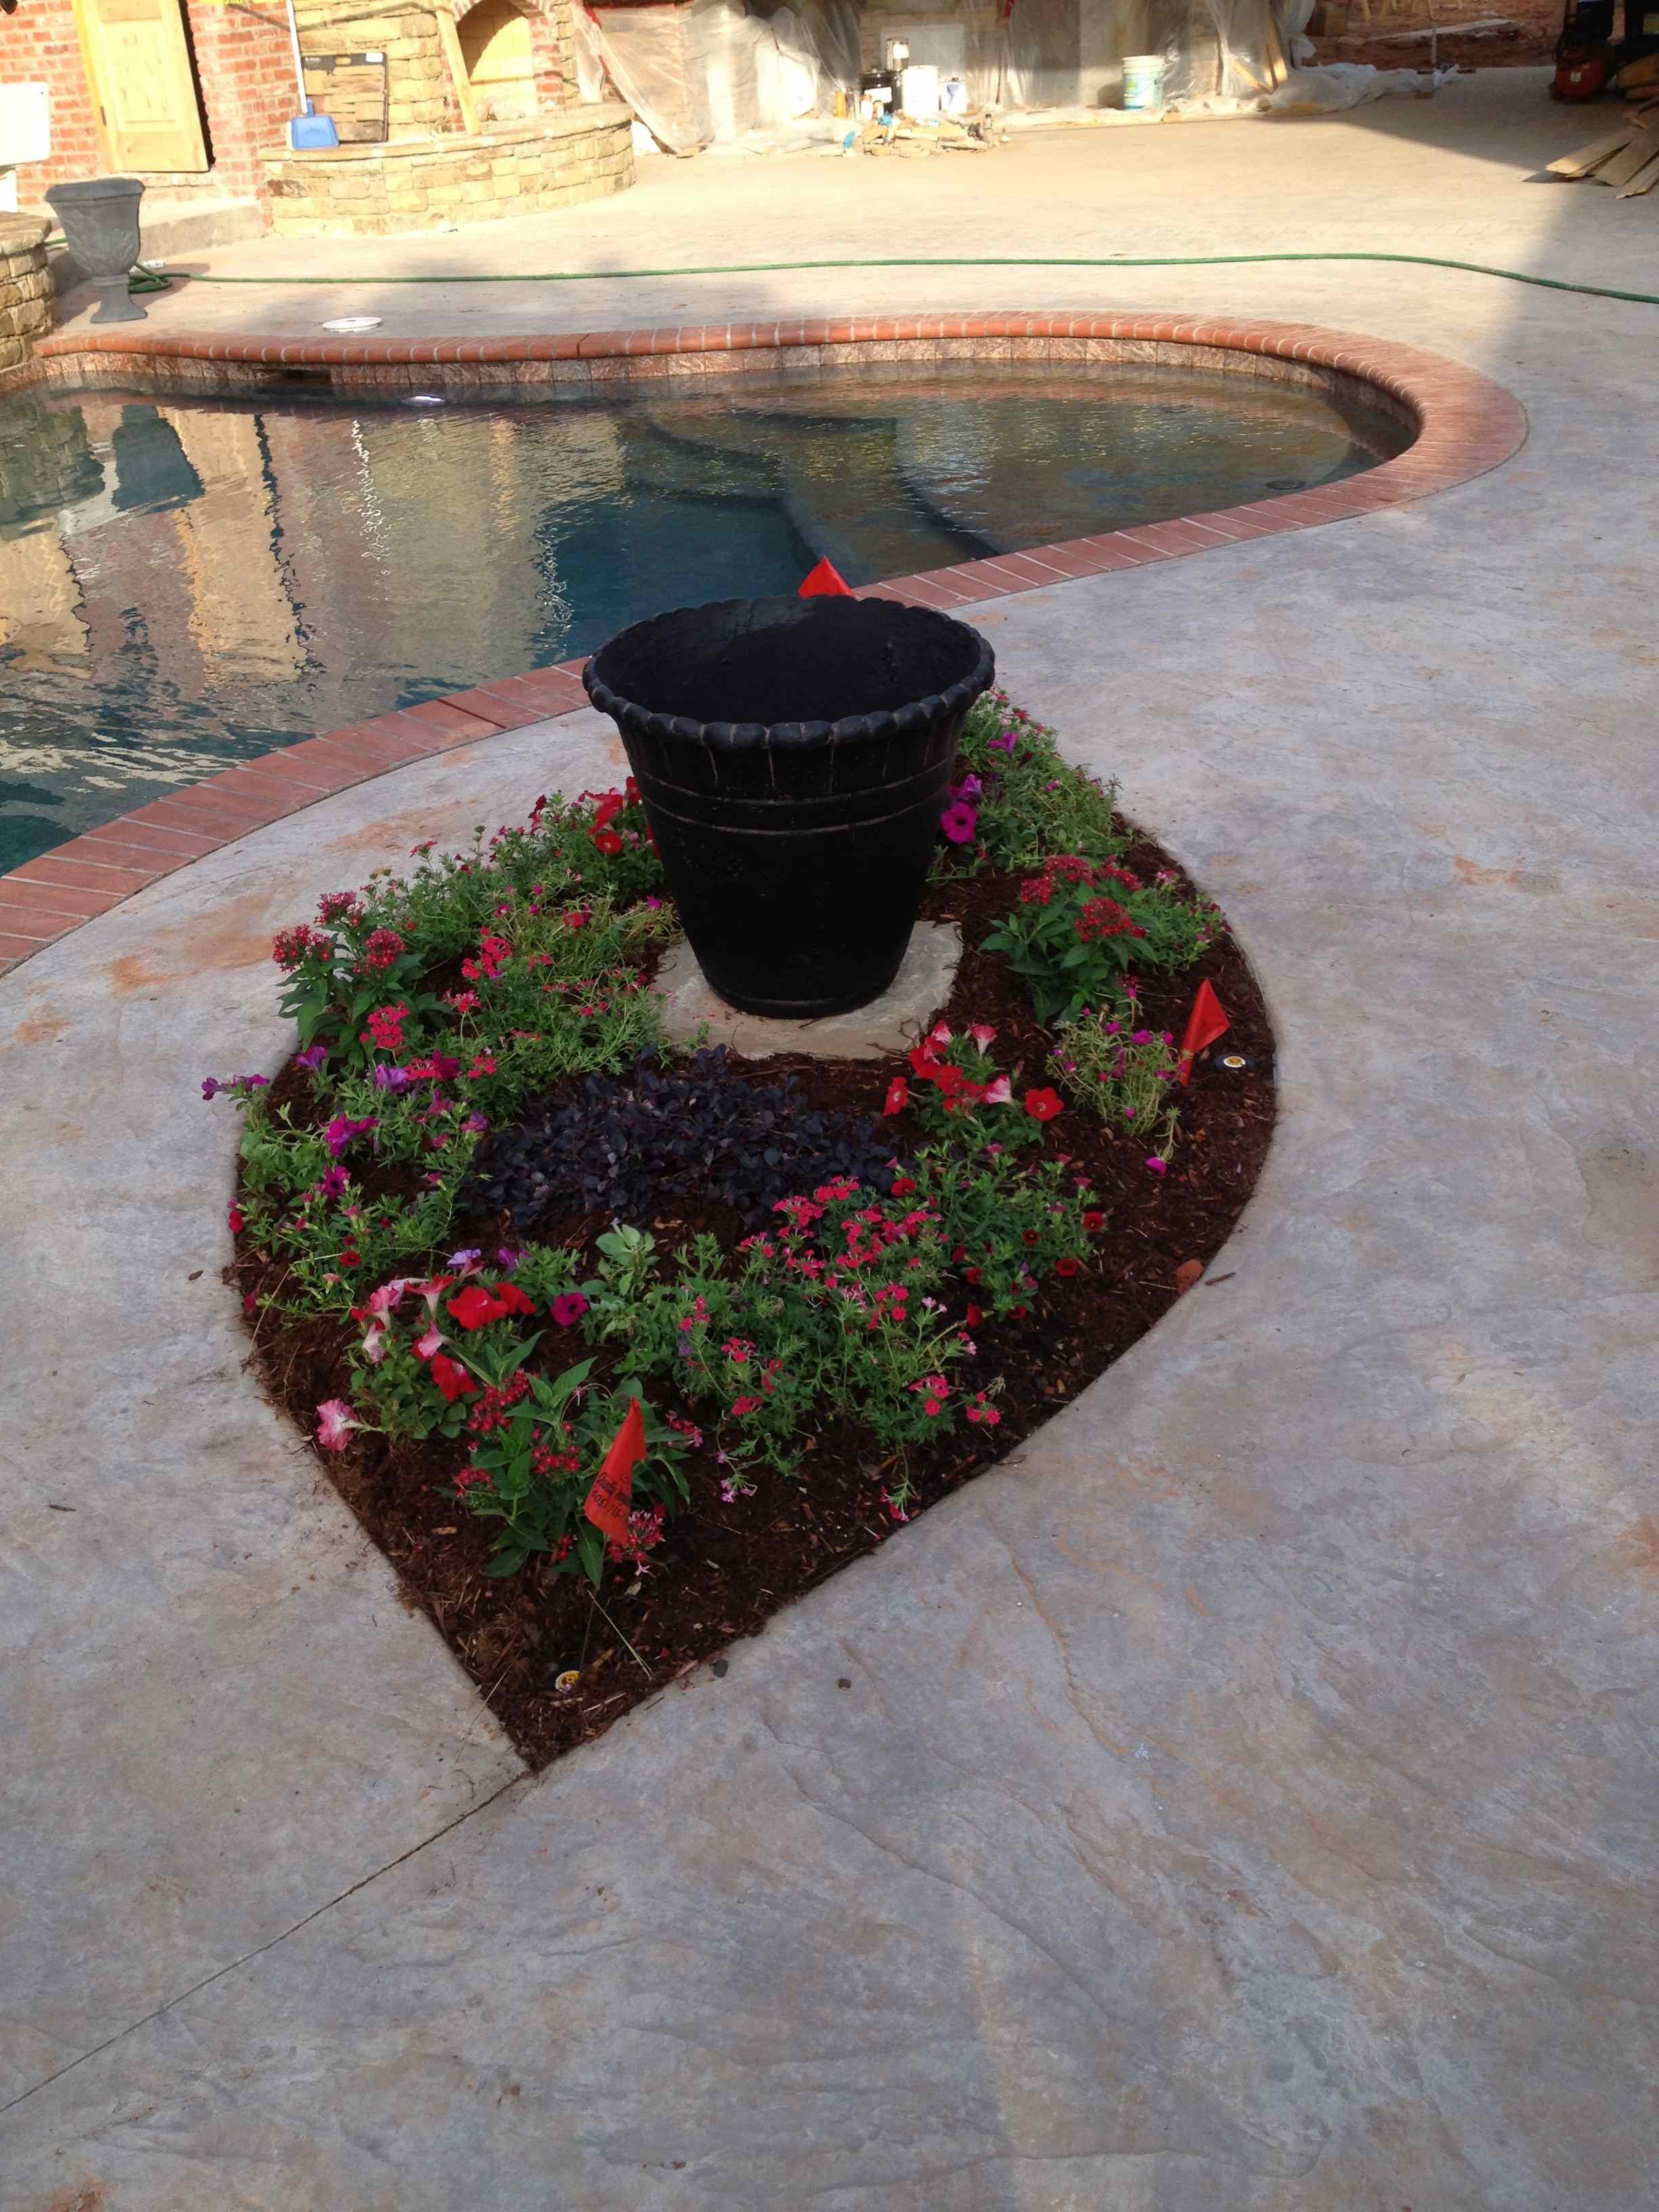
[655,922,962,1063]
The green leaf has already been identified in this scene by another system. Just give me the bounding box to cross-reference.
[577,1523,605,1588]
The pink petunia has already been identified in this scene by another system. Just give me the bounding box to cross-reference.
[315,1399,362,1452]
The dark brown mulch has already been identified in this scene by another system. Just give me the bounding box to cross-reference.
[231,837,1274,1771]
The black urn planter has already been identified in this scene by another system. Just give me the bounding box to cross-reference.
[44,178,145,325]
[584,595,994,1019]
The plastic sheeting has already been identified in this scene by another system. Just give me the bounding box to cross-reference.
[577,0,854,153]
[1172,59,1452,114]
[573,0,1448,151]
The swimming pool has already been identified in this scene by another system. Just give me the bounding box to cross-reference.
[0,361,1407,870]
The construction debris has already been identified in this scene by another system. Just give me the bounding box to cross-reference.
[1546,94,1659,197]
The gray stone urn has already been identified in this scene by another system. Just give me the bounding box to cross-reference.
[44,178,145,324]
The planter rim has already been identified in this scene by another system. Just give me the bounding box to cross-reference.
[45,177,145,203]
[583,595,995,751]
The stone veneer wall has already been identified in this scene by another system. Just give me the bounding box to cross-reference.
[0,217,54,378]
[293,0,579,138]
[263,102,633,235]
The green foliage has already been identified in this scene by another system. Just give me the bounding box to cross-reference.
[905,1146,1098,1321]
[458,1364,690,1584]
[951,689,1128,873]
[983,853,1220,1027]
[1050,1010,1183,1160]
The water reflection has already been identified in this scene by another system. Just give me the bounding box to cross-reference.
[0,365,1405,869]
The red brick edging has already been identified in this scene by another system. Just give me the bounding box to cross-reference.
[0,312,1525,977]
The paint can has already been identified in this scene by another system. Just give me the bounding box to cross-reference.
[1122,54,1167,110]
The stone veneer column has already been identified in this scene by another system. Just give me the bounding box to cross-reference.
[0,215,54,377]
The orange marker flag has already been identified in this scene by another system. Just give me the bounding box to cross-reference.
[1176,979,1229,1087]
[798,557,853,598]
[583,1397,646,1544]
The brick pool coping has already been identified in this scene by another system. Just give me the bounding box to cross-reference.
[0,312,1526,976]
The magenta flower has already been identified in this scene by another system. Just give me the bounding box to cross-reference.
[294,1045,328,1073]
[551,1292,590,1328]
[319,1166,349,1202]
[324,1114,376,1160]
[990,732,1017,753]
[939,802,978,845]
[315,1399,362,1452]
[373,1064,411,1094]
[1145,1157,1168,1176]
[201,1078,223,1101]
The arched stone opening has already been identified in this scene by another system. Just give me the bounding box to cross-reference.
[448,0,573,122]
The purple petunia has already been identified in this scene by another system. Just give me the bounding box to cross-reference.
[939,803,979,846]
[324,1114,377,1159]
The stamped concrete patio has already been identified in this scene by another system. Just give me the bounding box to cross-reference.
[3,68,1658,2212]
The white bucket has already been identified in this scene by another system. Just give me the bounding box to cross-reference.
[1122,54,1166,111]
[899,64,941,119]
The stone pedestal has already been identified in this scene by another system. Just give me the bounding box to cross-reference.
[654,922,964,1062]
[0,216,54,380]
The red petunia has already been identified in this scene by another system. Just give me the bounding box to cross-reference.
[882,1078,909,1117]
[430,1353,478,1403]
[493,1280,537,1316]
[447,1284,509,1330]
[227,1205,245,1235]
[592,829,624,857]
[907,1045,942,1082]
[1083,1210,1106,1232]
[1055,1257,1080,1277]
[1023,1087,1063,1123]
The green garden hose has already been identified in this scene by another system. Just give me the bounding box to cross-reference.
[162,251,1659,308]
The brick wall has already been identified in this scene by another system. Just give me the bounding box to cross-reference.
[6,1,104,201]
[6,0,577,211]
[7,0,296,207]
[182,1,301,197]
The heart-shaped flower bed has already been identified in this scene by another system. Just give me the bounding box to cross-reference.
[211,691,1273,1766]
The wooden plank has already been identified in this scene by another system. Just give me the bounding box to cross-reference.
[1614,148,1659,196]
[1546,127,1634,178]
[435,9,480,135]
[1592,134,1658,188]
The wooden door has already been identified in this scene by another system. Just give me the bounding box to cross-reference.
[73,0,209,173]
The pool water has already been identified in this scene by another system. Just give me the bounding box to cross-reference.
[0,363,1406,870]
